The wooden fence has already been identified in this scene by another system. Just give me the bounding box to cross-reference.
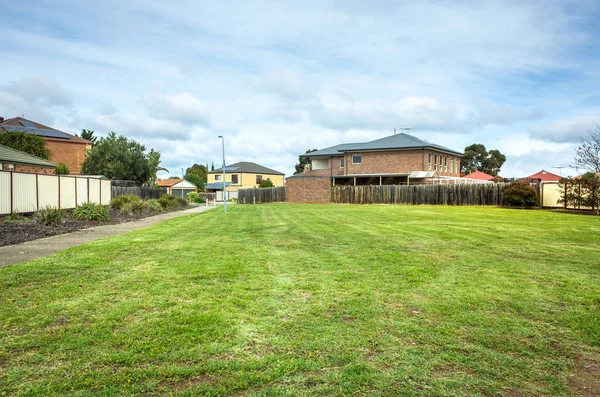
[0,170,111,215]
[331,184,503,206]
[111,186,162,199]
[238,187,286,204]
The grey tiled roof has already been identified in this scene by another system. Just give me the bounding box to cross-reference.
[210,161,284,175]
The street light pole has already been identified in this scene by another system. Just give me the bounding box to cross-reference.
[218,135,227,212]
[181,168,184,199]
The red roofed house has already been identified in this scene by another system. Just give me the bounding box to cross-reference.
[0,116,92,174]
[525,169,561,182]
[462,170,495,182]
[157,178,197,198]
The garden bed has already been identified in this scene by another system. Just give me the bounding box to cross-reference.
[0,206,189,247]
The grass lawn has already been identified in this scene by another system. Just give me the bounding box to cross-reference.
[1,204,599,396]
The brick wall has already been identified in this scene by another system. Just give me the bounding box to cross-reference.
[45,140,89,174]
[2,163,55,174]
[343,150,461,177]
[286,174,331,204]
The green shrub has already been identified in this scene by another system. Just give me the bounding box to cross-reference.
[34,206,67,226]
[73,202,110,222]
[147,199,163,212]
[196,197,206,204]
[259,178,274,188]
[54,162,71,175]
[187,191,200,201]
[176,197,188,208]
[110,195,142,210]
[502,181,539,208]
[157,194,182,210]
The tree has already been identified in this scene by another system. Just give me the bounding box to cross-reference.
[211,162,215,171]
[184,173,205,191]
[78,129,97,144]
[186,163,208,182]
[501,181,538,208]
[574,124,600,172]
[581,172,600,215]
[54,162,70,175]
[0,131,51,159]
[81,132,151,184]
[259,178,274,188]
[294,149,318,175]
[461,144,506,176]
[147,149,168,186]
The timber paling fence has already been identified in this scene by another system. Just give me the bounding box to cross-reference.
[238,187,286,204]
[331,184,503,205]
[111,180,162,199]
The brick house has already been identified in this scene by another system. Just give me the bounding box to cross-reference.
[0,144,57,174]
[286,132,463,203]
[0,117,92,174]
[207,161,285,201]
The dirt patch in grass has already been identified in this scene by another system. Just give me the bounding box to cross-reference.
[567,356,600,397]
[168,374,218,391]
[0,207,188,247]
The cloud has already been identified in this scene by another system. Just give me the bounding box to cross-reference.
[529,115,599,143]
[142,91,210,126]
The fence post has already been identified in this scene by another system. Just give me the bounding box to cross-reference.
[10,171,13,214]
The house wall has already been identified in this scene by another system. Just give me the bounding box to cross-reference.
[286,173,331,204]
[341,149,460,176]
[207,172,285,192]
[1,163,55,174]
[45,140,91,174]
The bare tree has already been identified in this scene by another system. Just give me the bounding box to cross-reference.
[575,124,600,173]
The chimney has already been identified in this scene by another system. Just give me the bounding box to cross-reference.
[0,117,4,123]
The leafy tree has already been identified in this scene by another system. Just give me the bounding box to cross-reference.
[185,163,208,184]
[259,178,274,188]
[82,132,151,184]
[581,172,600,215]
[78,129,97,144]
[461,144,506,176]
[558,177,581,212]
[0,131,51,159]
[211,162,215,171]
[501,181,538,208]
[147,149,168,186]
[185,173,205,191]
[294,149,318,175]
[574,124,600,172]
[54,162,70,175]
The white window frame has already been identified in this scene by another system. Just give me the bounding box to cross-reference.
[428,153,432,170]
[352,154,362,164]
[340,157,344,168]
[215,174,221,181]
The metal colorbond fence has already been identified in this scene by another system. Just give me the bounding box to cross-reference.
[0,170,111,215]
[331,184,503,206]
[238,187,286,204]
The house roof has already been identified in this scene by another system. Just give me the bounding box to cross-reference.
[210,161,284,175]
[300,133,462,157]
[205,182,232,190]
[526,169,561,182]
[463,170,495,181]
[157,178,183,187]
[1,117,92,144]
[0,144,57,168]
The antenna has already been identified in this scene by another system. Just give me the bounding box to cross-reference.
[552,166,566,176]
[398,127,412,134]
[394,128,396,135]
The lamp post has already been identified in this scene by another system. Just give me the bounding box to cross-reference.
[181,168,184,199]
[218,135,227,212]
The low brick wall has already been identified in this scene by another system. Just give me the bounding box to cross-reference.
[286,175,331,204]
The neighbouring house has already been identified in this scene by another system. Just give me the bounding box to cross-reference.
[0,116,92,174]
[0,144,57,174]
[462,170,495,182]
[157,178,198,198]
[286,132,463,203]
[525,169,562,182]
[206,161,285,201]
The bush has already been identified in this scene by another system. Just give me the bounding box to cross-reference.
[502,181,538,208]
[54,162,70,175]
[176,197,188,207]
[73,202,110,222]
[187,191,200,201]
[34,206,66,226]
[157,194,189,210]
[196,196,206,204]
[259,178,274,188]
[147,199,163,212]
[110,195,142,210]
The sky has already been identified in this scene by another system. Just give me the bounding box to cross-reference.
[1,0,600,179]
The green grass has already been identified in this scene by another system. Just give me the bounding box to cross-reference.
[1,205,599,396]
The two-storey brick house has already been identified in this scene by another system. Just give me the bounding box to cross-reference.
[286,132,463,203]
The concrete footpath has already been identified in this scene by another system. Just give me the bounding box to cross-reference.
[0,205,217,268]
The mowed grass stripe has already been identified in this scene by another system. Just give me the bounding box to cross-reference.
[0,204,598,396]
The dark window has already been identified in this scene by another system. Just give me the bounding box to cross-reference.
[352,154,362,164]
[340,158,344,168]
[215,174,221,181]
[434,154,438,170]
[231,174,238,184]
[428,153,432,170]
[256,175,263,184]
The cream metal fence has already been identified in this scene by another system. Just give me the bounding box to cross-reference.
[0,170,111,215]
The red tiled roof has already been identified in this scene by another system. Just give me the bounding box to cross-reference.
[0,117,92,144]
[157,178,182,187]
[463,170,495,181]
[526,169,561,182]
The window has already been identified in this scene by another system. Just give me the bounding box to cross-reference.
[340,157,344,168]
[455,157,459,173]
[434,154,438,170]
[215,175,221,181]
[231,174,238,184]
[8,163,14,171]
[444,156,447,172]
[256,175,263,184]
[352,154,362,164]
[428,153,432,170]
[450,158,453,173]
[439,155,443,170]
